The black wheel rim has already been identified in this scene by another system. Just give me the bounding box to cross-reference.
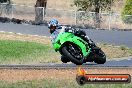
[67,44,83,60]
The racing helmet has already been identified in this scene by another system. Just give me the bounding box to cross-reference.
[48,19,59,28]
[48,19,59,34]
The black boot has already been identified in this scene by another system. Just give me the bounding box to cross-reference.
[83,36,90,43]
[82,36,96,48]
[61,56,70,63]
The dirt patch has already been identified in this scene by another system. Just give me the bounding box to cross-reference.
[0,32,51,45]
[0,69,75,83]
[98,44,132,59]
[0,68,132,83]
[12,0,74,10]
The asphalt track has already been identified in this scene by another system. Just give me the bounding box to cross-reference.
[0,23,132,47]
[0,58,132,69]
[0,22,132,67]
[0,57,132,69]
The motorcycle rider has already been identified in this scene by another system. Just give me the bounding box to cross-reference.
[48,19,92,63]
[48,19,90,44]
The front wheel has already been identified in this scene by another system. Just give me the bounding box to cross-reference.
[61,56,70,63]
[61,43,84,65]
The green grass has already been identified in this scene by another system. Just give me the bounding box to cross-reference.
[129,49,132,55]
[0,39,132,64]
[0,79,132,88]
[0,40,60,64]
[98,43,132,59]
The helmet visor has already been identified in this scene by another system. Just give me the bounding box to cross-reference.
[50,25,56,29]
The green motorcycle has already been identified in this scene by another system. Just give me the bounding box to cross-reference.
[51,28,106,65]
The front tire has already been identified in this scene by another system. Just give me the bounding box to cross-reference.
[61,43,84,65]
[61,56,70,63]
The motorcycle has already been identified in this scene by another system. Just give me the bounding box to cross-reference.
[51,27,106,65]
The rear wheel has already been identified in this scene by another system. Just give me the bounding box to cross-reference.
[93,49,106,64]
[61,43,84,65]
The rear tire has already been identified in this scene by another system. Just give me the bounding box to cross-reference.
[61,43,84,65]
[94,49,106,64]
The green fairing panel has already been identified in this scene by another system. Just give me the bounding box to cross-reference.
[52,32,91,57]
